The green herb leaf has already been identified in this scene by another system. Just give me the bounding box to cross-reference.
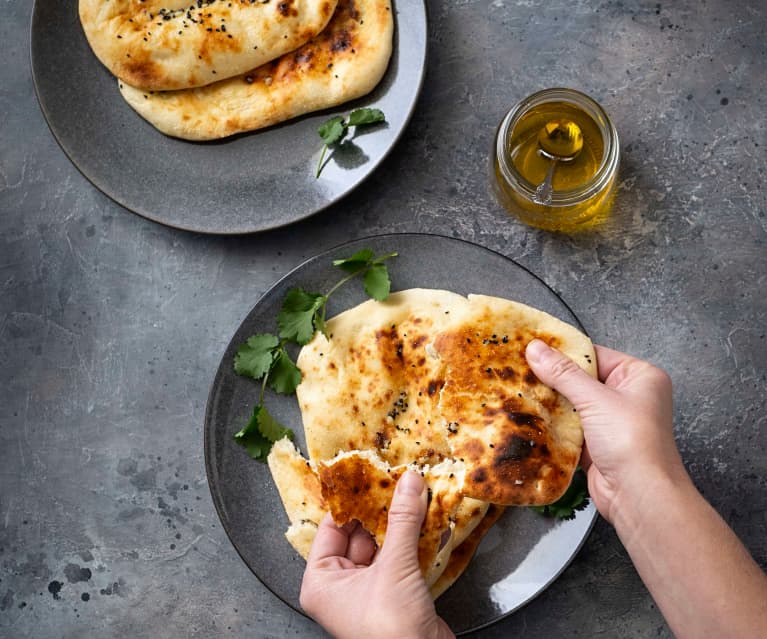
[278,288,327,344]
[268,348,302,395]
[315,108,386,178]
[233,404,292,461]
[255,405,294,444]
[332,248,376,274]
[318,115,347,145]
[347,107,386,127]
[363,263,391,301]
[233,333,280,380]
[529,467,590,520]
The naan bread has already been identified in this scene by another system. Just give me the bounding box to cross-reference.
[298,289,469,467]
[299,289,596,507]
[317,450,466,586]
[268,288,595,599]
[267,437,326,558]
[118,0,393,140]
[79,0,338,90]
[434,294,596,505]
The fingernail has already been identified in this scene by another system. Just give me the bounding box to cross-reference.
[397,470,424,496]
[526,339,552,363]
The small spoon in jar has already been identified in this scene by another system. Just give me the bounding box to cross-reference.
[533,119,584,205]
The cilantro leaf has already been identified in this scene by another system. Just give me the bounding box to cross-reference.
[347,107,385,127]
[530,467,590,520]
[233,333,279,380]
[363,263,391,301]
[233,404,292,461]
[268,348,302,395]
[332,248,376,274]
[318,115,347,145]
[277,288,327,344]
[316,108,386,177]
[255,405,294,444]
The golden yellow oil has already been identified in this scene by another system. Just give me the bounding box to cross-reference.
[493,97,618,232]
[507,102,604,190]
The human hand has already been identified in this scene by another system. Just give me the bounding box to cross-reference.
[525,339,687,525]
[300,470,455,639]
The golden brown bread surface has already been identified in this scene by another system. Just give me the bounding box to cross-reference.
[298,289,596,507]
[118,0,394,140]
[79,0,338,90]
[434,294,596,505]
[297,289,468,468]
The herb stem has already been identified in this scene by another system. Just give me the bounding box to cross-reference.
[321,252,398,322]
[316,144,328,178]
[259,364,270,405]
[373,251,398,264]
[324,270,362,299]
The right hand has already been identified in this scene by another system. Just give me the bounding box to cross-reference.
[525,339,686,525]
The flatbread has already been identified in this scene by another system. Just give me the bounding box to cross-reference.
[267,437,326,559]
[317,450,466,586]
[268,288,595,598]
[299,289,596,507]
[434,294,596,505]
[298,289,469,467]
[118,0,393,140]
[79,0,338,90]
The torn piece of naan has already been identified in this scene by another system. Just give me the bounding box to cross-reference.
[317,449,466,587]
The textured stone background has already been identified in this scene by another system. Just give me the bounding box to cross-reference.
[1,0,765,637]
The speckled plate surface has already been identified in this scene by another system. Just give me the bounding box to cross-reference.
[30,0,426,235]
[204,233,597,635]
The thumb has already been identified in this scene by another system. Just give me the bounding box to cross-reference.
[379,470,427,569]
[525,339,603,411]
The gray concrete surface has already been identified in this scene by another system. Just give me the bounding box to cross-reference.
[1,0,765,637]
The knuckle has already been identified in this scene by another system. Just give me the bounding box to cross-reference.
[387,504,422,527]
[640,361,673,389]
[548,355,581,381]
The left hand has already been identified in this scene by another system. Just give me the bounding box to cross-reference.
[299,470,455,639]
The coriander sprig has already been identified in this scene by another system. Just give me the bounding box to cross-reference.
[233,249,398,461]
[315,108,386,178]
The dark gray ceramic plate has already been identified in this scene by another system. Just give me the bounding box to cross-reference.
[30,1,426,234]
[204,234,597,635]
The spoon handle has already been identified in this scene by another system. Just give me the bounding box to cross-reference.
[533,158,558,205]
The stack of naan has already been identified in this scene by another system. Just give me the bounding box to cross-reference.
[268,289,597,598]
[79,0,393,139]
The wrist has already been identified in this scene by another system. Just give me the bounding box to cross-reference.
[608,462,694,544]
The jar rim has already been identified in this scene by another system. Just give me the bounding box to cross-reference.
[495,88,620,206]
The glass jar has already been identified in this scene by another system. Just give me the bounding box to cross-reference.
[491,88,620,232]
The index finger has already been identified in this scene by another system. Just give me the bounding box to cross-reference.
[593,344,637,382]
[306,513,351,565]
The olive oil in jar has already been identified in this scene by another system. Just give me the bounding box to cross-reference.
[492,89,620,232]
